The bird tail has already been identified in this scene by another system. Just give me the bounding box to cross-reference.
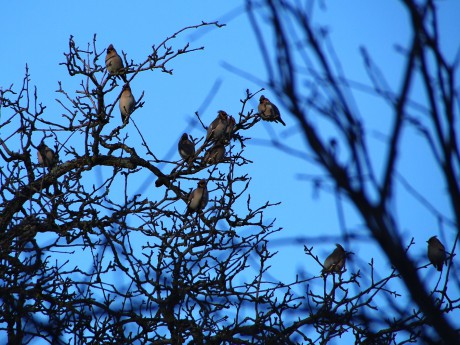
[121,113,130,124]
[53,181,61,196]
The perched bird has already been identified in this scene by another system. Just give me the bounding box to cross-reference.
[37,142,60,195]
[258,95,286,126]
[178,133,196,163]
[206,110,228,142]
[322,244,346,275]
[186,179,208,216]
[203,143,225,165]
[225,116,236,142]
[105,44,127,82]
[37,142,58,168]
[427,236,446,272]
[119,83,135,123]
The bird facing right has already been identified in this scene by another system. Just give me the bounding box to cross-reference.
[258,95,286,126]
[322,244,346,275]
[427,236,446,271]
[206,110,229,142]
[119,83,135,123]
[186,179,209,216]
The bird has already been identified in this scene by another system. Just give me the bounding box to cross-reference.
[37,142,60,195]
[225,116,236,143]
[427,236,446,271]
[206,110,228,142]
[322,244,346,275]
[37,142,58,168]
[186,179,208,216]
[119,83,135,123]
[178,133,196,163]
[203,143,225,165]
[105,44,127,82]
[258,95,286,126]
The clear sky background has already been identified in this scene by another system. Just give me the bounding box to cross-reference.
[1,0,459,342]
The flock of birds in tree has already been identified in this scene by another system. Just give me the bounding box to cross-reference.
[35,44,449,276]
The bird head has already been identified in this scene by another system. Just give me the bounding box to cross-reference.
[427,236,438,244]
[107,44,115,52]
[259,95,266,103]
[198,179,207,188]
[181,133,189,140]
[218,110,228,120]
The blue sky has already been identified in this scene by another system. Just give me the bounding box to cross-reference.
[1,0,459,341]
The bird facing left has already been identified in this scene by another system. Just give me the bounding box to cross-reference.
[37,142,58,168]
[119,83,135,123]
[105,44,127,82]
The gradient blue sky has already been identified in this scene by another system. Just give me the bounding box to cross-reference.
[1,0,459,341]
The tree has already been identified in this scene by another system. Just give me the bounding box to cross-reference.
[0,1,459,345]
[244,0,460,343]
